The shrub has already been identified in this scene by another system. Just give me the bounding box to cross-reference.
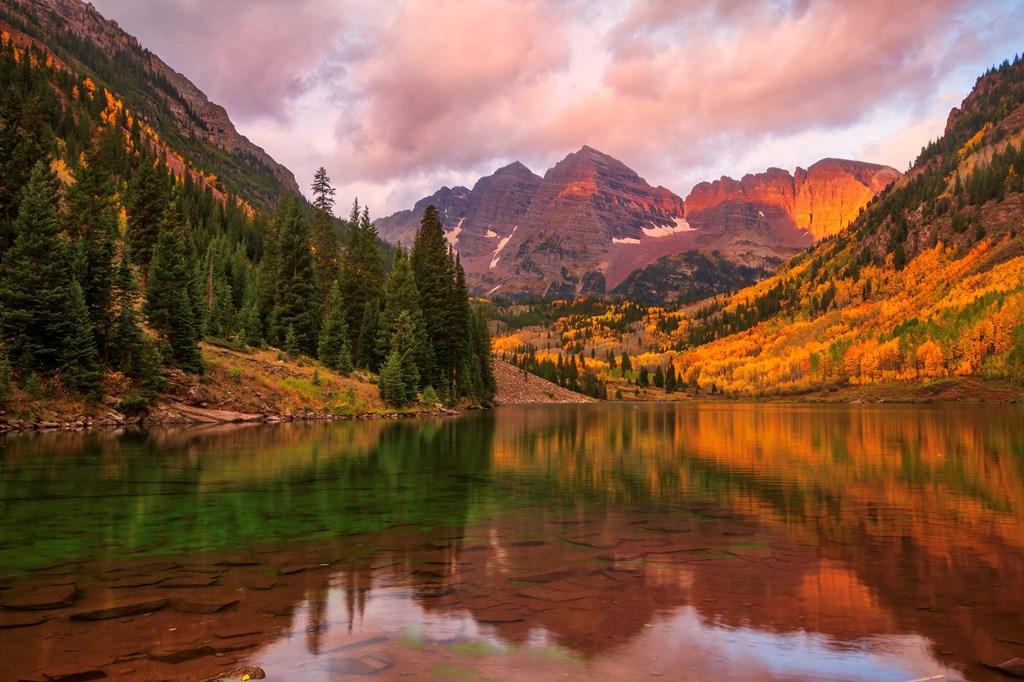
[119,393,150,415]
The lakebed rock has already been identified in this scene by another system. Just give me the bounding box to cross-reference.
[992,658,1024,677]
[0,611,47,628]
[70,597,167,620]
[3,584,77,610]
[203,666,266,681]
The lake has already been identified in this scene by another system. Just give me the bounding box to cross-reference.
[1,403,1022,681]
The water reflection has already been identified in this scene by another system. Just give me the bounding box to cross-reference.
[0,404,1022,680]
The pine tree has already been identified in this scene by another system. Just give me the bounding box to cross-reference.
[318,281,350,370]
[65,149,119,355]
[376,248,432,380]
[0,346,12,403]
[411,204,452,389]
[59,281,103,397]
[145,219,203,374]
[466,307,496,405]
[377,350,407,407]
[620,353,632,372]
[126,157,169,269]
[109,256,163,395]
[447,252,472,398]
[240,276,263,347]
[356,298,382,371]
[665,365,678,394]
[284,325,300,357]
[267,194,319,354]
[378,311,421,406]
[0,91,49,245]
[653,365,665,389]
[310,167,339,310]
[339,199,385,358]
[0,162,72,372]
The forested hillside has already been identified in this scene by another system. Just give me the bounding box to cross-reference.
[492,55,1024,400]
[0,28,494,420]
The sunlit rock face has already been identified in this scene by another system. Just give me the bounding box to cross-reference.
[378,148,899,301]
[685,158,901,242]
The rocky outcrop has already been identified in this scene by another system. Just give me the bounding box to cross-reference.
[493,360,591,405]
[8,0,299,203]
[374,185,471,247]
[375,161,542,265]
[685,158,901,242]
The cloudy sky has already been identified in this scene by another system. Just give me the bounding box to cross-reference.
[89,0,1022,216]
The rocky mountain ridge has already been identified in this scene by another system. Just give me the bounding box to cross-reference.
[3,0,299,205]
[378,147,900,302]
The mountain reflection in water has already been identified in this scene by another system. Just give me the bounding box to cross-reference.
[0,403,1021,681]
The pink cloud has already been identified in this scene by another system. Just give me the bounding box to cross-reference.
[331,0,572,181]
[91,0,346,121]
[88,0,1023,213]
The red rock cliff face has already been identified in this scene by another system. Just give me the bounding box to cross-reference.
[685,159,900,242]
[480,146,686,297]
[794,159,902,239]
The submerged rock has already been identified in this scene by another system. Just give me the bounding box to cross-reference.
[993,658,1024,677]
[203,666,266,681]
[147,643,214,663]
[37,662,107,680]
[3,584,77,610]
[0,611,47,628]
[70,597,167,620]
[329,652,395,676]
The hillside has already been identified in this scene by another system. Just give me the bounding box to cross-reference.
[491,55,1024,399]
[379,147,897,304]
[0,0,298,208]
[0,0,496,426]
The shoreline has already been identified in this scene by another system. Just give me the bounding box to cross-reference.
[0,401,463,434]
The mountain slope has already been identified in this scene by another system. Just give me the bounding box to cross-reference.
[1,0,298,207]
[489,55,1024,399]
[381,147,898,303]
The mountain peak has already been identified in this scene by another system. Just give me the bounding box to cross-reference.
[494,160,537,177]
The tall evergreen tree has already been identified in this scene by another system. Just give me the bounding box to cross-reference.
[667,365,679,393]
[377,311,421,407]
[59,280,103,396]
[339,199,385,359]
[466,307,496,405]
[376,248,433,382]
[144,217,203,374]
[109,256,162,394]
[411,204,453,389]
[310,167,339,309]
[65,148,118,353]
[0,162,72,372]
[0,90,49,245]
[267,194,319,354]
[447,252,471,396]
[356,298,382,371]
[126,157,169,269]
[318,281,352,372]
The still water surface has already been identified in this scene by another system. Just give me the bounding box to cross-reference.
[1,403,1023,681]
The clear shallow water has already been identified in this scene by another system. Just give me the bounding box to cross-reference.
[1,403,1023,681]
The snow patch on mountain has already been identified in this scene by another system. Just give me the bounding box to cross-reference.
[445,218,464,248]
[642,218,694,238]
[490,226,517,270]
